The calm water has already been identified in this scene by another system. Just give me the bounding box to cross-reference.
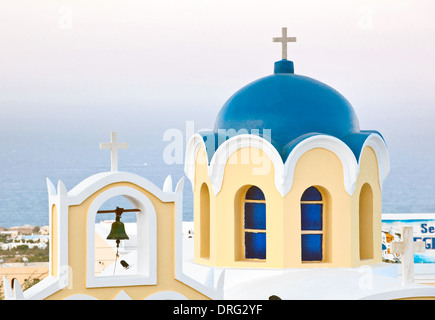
[0,112,435,228]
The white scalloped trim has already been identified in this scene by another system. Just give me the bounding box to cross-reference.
[185,133,389,196]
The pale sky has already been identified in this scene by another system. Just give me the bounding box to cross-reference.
[1,0,435,133]
[1,0,435,220]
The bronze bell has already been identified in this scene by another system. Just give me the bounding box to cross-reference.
[106,207,129,241]
[107,218,129,241]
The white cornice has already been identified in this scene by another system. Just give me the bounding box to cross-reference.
[208,134,284,195]
[67,171,176,205]
[185,133,390,197]
[359,133,390,190]
[185,134,208,187]
[282,134,358,195]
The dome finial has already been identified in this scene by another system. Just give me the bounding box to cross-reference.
[273,27,296,60]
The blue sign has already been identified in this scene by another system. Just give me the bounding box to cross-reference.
[382,214,435,263]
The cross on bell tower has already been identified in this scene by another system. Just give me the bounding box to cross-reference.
[100,131,128,172]
[273,27,296,60]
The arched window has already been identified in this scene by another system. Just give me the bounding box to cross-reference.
[359,183,373,260]
[200,183,210,259]
[243,186,266,260]
[301,186,324,262]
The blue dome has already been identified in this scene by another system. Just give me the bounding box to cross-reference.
[213,60,361,158]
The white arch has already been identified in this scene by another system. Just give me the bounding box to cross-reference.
[282,135,359,195]
[359,133,390,190]
[68,171,176,205]
[86,186,157,288]
[185,133,389,197]
[185,133,209,186]
[208,134,284,195]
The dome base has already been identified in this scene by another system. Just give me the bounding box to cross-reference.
[274,60,294,74]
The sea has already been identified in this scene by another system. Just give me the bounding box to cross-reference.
[1,110,435,228]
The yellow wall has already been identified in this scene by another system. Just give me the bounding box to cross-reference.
[193,145,382,269]
[351,146,383,266]
[216,148,283,268]
[194,148,214,266]
[284,148,352,268]
[51,204,58,277]
[46,182,209,300]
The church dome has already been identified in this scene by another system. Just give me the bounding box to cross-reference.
[214,60,361,157]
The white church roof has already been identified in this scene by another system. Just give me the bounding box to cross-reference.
[98,221,435,300]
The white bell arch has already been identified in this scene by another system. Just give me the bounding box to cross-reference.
[86,186,157,288]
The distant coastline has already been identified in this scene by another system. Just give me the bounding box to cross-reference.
[0,225,49,234]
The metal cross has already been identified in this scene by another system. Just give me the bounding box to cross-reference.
[273,27,296,60]
[390,226,426,285]
[100,131,128,172]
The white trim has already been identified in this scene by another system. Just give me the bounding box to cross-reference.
[163,175,173,192]
[2,277,13,299]
[22,276,65,300]
[359,133,390,191]
[173,177,225,300]
[113,290,133,300]
[185,134,208,186]
[86,186,157,288]
[382,213,435,221]
[145,291,189,300]
[64,294,99,300]
[184,133,389,197]
[282,135,358,195]
[209,134,284,195]
[360,287,435,300]
[67,171,176,205]
[23,179,71,300]
[56,180,69,291]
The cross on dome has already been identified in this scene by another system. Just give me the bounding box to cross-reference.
[391,226,426,285]
[100,131,128,172]
[273,27,296,60]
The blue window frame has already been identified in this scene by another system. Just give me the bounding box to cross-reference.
[244,186,266,260]
[301,186,324,262]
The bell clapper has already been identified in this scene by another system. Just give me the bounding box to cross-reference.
[113,239,120,275]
